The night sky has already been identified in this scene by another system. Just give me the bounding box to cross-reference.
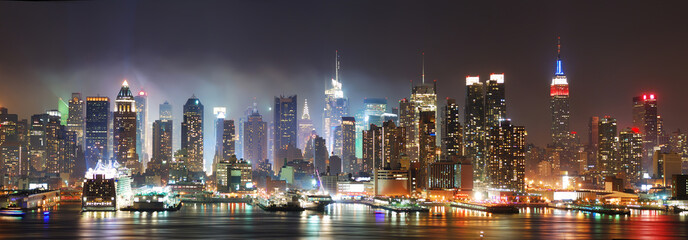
[1,1,687,168]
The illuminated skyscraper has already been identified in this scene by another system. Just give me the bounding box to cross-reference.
[485,73,506,128]
[418,111,437,190]
[152,119,172,164]
[362,124,382,172]
[464,76,485,184]
[298,99,315,150]
[113,80,139,173]
[632,93,658,171]
[486,120,526,192]
[619,127,643,185]
[244,108,267,169]
[274,95,298,170]
[597,116,617,177]
[134,89,148,170]
[85,96,110,169]
[442,98,462,157]
[341,117,356,174]
[29,113,48,172]
[222,120,235,162]
[182,95,204,173]
[213,107,227,160]
[67,93,85,147]
[323,51,349,152]
[399,98,417,165]
[550,37,572,148]
[45,110,62,174]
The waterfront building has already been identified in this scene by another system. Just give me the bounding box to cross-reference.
[486,120,526,192]
[464,76,486,185]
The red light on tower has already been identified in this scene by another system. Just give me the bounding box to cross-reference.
[650,94,655,100]
[571,131,577,135]
[631,127,640,133]
[139,91,146,96]
[643,95,647,100]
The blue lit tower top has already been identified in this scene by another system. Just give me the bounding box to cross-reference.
[555,36,564,76]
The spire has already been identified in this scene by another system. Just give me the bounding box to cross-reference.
[335,50,340,83]
[421,52,425,84]
[302,99,311,120]
[122,79,129,87]
[555,36,564,75]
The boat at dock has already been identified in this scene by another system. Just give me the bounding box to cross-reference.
[121,189,182,212]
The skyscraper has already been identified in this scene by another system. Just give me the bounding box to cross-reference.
[418,111,437,190]
[244,108,267,169]
[632,93,658,171]
[67,93,85,147]
[298,99,314,150]
[29,113,48,172]
[313,135,329,175]
[341,117,356,174]
[486,120,526,192]
[274,95,297,170]
[485,73,506,128]
[399,98,418,166]
[134,89,148,170]
[550,37,571,148]
[323,51,349,152]
[113,80,139,173]
[442,98,462,157]
[213,107,227,173]
[85,96,110,169]
[464,76,485,184]
[597,116,618,177]
[44,110,62,174]
[222,119,235,161]
[182,95,204,173]
[619,127,643,185]
[152,119,173,164]
[362,124,382,172]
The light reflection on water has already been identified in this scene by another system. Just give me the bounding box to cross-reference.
[0,202,686,239]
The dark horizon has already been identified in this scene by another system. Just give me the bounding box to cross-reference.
[1,0,687,153]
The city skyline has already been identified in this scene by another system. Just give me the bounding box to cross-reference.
[0,1,686,152]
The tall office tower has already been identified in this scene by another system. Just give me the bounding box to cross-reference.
[362,124,382,171]
[411,80,438,144]
[159,101,173,121]
[417,111,437,190]
[298,99,315,150]
[341,117,356,174]
[67,93,85,147]
[550,37,571,148]
[44,111,62,174]
[619,128,643,185]
[222,119,235,161]
[382,120,405,169]
[442,98,462,157]
[332,126,343,157]
[60,130,78,177]
[485,73,506,128]
[323,51,349,152]
[107,109,113,160]
[632,94,658,171]
[274,95,298,170]
[597,116,618,177]
[113,80,139,173]
[486,120,526,192]
[313,135,329,175]
[182,95,204,173]
[267,121,274,162]
[212,107,227,173]
[0,108,22,181]
[399,98,418,165]
[213,107,227,158]
[152,119,173,163]
[29,113,48,172]
[464,76,486,184]
[134,89,148,170]
[85,96,110,169]
[244,108,267,169]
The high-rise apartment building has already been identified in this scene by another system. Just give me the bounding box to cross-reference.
[113,81,139,173]
[464,76,485,183]
[85,96,110,169]
[442,98,462,157]
[597,116,618,177]
[67,93,85,147]
[274,95,298,170]
[244,108,267,169]
[341,117,356,174]
[486,120,526,192]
